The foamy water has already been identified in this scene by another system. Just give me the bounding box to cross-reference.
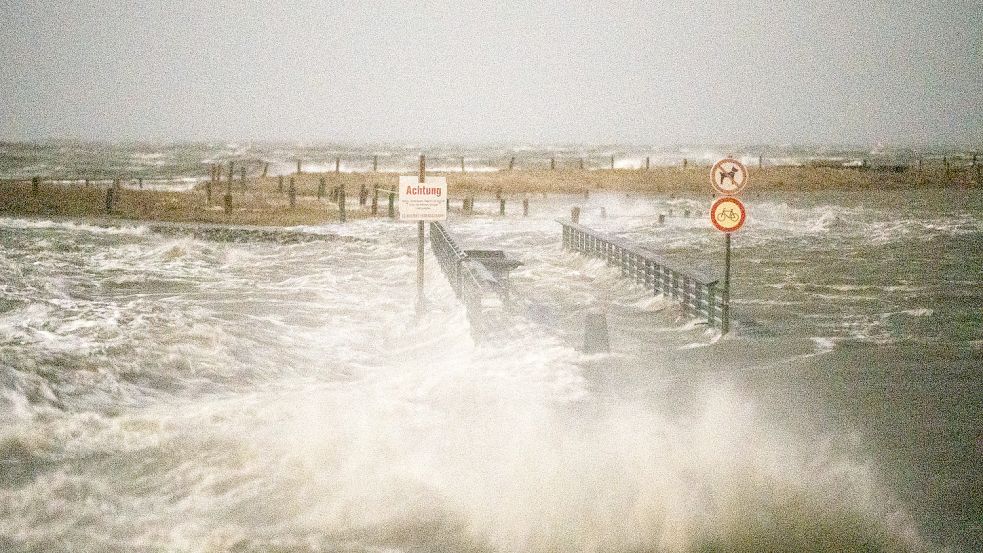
[0,189,980,552]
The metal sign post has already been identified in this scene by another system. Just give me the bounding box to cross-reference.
[399,155,447,318]
[709,159,749,334]
[417,154,425,316]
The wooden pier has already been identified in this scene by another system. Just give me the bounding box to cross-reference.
[558,219,728,330]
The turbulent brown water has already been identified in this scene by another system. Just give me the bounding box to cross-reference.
[0,176,980,550]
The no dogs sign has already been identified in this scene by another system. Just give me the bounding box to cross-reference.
[710,158,749,195]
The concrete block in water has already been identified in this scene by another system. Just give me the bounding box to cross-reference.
[583,311,610,354]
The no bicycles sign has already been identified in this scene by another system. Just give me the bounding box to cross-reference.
[710,196,746,233]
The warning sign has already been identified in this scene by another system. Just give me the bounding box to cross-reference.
[710,196,747,233]
[710,158,749,195]
[399,176,447,221]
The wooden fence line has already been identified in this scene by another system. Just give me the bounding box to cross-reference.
[558,219,726,329]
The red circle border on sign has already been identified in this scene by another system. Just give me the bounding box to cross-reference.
[710,196,747,233]
[710,158,750,195]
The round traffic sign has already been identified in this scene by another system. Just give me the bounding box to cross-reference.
[710,158,749,195]
[710,196,747,233]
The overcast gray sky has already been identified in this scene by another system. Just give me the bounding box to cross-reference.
[2,0,980,145]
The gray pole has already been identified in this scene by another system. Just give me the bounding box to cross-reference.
[722,233,731,334]
[417,154,426,316]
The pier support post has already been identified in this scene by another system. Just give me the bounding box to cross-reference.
[278,176,284,193]
[138,178,143,189]
[508,156,515,171]
[288,178,296,208]
[359,183,368,206]
[571,206,581,224]
[335,157,340,173]
[296,159,302,174]
[371,188,379,215]
[523,198,529,216]
[388,188,395,218]
[646,156,650,170]
[373,155,378,172]
[339,187,346,222]
[31,177,40,195]
[318,177,326,199]
[659,214,665,225]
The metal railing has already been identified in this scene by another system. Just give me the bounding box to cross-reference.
[558,219,727,329]
[430,222,504,337]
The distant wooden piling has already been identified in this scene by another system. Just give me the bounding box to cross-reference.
[658,213,665,225]
[758,155,763,169]
[240,167,246,190]
[580,158,585,170]
[31,176,40,195]
[571,206,581,224]
[499,198,505,215]
[523,198,529,216]
[645,156,650,170]
[371,188,379,215]
[138,177,143,189]
[228,161,235,189]
[223,192,232,214]
[338,187,346,222]
[610,155,615,169]
[335,157,340,173]
[296,159,302,174]
[550,157,555,170]
[278,175,284,193]
[388,188,396,218]
[508,156,515,171]
[461,156,465,173]
[683,158,688,169]
[359,183,368,206]
[288,178,296,208]
[495,187,502,201]
[317,177,326,199]
[262,163,269,177]
[373,155,378,172]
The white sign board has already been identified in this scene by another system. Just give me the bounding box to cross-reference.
[399,176,447,221]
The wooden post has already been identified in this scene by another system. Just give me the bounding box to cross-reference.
[523,198,529,216]
[278,175,284,193]
[296,159,302,174]
[417,154,425,316]
[31,176,40,195]
[645,156,650,170]
[508,156,515,171]
[758,155,763,169]
[138,178,143,189]
[373,155,378,172]
[359,183,368,206]
[335,157,340,173]
[461,156,465,173]
[388,187,395,218]
[658,214,665,225]
[339,187,346,222]
[288,177,296,208]
[227,161,235,196]
[262,163,269,177]
[683,158,688,169]
[240,167,246,190]
[684,209,690,218]
[319,177,327,199]
[371,188,379,215]
[495,187,502,200]
[104,186,114,213]
[551,157,555,170]
[84,178,90,188]
[499,198,505,215]
[571,206,580,223]
[223,191,232,214]
[610,155,615,169]
[722,233,732,334]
